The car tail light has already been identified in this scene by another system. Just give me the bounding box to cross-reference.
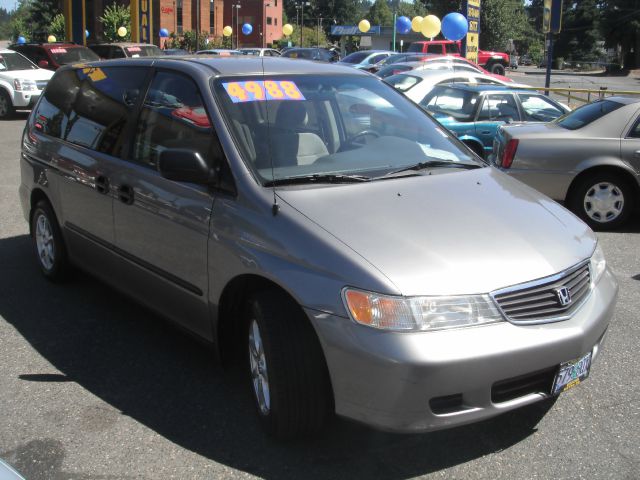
[501,139,519,168]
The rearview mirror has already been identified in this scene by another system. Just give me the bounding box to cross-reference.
[158,149,215,184]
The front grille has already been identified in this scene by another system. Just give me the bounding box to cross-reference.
[492,261,591,323]
[35,80,48,90]
[491,366,557,403]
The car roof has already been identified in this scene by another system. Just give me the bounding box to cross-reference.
[89,42,158,47]
[13,43,83,49]
[605,96,640,105]
[71,56,367,77]
[434,83,522,93]
[405,69,492,80]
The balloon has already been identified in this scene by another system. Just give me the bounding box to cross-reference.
[47,35,56,43]
[223,26,233,37]
[358,19,370,33]
[411,16,423,33]
[242,23,252,35]
[17,36,26,44]
[282,23,293,36]
[159,28,169,38]
[85,30,90,38]
[441,12,469,41]
[117,27,127,37]
[420,15,441,38]
[396,16,411,35]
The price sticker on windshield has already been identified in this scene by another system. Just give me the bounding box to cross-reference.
[223,80,305,103]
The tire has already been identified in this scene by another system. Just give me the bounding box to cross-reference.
[30,201,71,281]
[0,89,15,119]
[489,63,506,76]
[567,172,634,230]
[245,289,332,439]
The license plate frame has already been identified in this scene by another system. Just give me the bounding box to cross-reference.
[551,351,592,396]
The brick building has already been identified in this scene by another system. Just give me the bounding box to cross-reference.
[223,0,282,48]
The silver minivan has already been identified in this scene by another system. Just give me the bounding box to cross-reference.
[20,57,617,439]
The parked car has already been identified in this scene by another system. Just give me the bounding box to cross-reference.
[281,47,338,62]
[408,40,511,75]
[420,83,569,158]
[89,43,163,59]
[386,70,526,106]
[195,49,243,56]
[238,48,281,57]
[376,56,514,83]
[9,42,100,70]
[162,48,190,56]
[520,54,533,66]
[0,49,54,118]
[368,52,434,73]
[21,56,616,439]
[0,458,25,480]
[338,50,394,70]
[492,96,640,229]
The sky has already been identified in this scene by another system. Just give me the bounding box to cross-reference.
[0,0,17,12]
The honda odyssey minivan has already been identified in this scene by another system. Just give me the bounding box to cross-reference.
[20,56,617,439]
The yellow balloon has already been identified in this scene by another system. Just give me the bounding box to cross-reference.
[282,23,293,36]
[358,19,370,33]
[117,26,127,37]
[411,16,423,33]
[421,15,441,38]
[47,35,56,43]
[223,26,233,37]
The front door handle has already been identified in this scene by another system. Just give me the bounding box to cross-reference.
[481,131,491,135]
[118,185,134,205]
[633,150,640,158]
[95,175,109,194]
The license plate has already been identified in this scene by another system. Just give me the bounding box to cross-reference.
[552,352,592,395]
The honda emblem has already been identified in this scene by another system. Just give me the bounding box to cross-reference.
[555,287,572,306]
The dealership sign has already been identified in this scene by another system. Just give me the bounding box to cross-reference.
[466,0,480,63]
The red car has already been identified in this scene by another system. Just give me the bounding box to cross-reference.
[408,40,510,76]
[9,43,100,70]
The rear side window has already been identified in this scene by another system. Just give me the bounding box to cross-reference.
[132,71,213,168]
[555,100,624,130]
[445,43,459,54]
[33,66,147,156]
[427,44,442,54]
[385,74,422,92]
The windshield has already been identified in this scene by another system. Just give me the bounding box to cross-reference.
[213,75,480,185]
[340,52,370,64]
[420,86,480,122]
[125,45,163,57]
[0,52,36,71]
[554,99,624,130]
[385,74,422,92]
[50,47,100,64]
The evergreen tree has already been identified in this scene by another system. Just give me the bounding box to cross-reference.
[27,0,61,42]
[480,0,530,52]
[554,0,604,62]
[368,0,393,26]
[600,0,640,68]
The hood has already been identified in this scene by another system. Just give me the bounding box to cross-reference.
[277,167,595,296]
[0,68,54,81]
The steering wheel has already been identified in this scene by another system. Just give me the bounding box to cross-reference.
[342,130,381,151]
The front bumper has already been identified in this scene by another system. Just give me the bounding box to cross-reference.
[12,90,41,109]
[308,269,617,433]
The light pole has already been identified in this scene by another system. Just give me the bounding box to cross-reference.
[294,1,309,46]
[232,3,241,49]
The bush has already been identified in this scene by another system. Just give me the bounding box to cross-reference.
[99,3,130,42]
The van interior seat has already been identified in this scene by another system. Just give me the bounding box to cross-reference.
[270,132,329,167]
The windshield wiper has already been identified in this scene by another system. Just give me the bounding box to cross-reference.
[381,160,481,178]
[264,173,371,187]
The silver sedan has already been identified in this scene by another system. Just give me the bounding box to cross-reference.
[493,96,640,229]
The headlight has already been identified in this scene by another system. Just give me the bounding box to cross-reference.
[590,243,606,285]
[13,79,37,91]
[342,288,504,332]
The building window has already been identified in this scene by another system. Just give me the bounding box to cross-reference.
[209,0,214,34]
[266,16,272,25]
[177,0,183,34]
[275,17,277,25]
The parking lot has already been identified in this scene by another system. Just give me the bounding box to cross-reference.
[0,99,639,480]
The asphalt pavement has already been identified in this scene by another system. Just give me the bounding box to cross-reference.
[0,113,639,479]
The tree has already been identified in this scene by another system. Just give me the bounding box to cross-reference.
[554,0,604,62]
[600,0,640,68]
[27,0,61,42]
[49,13,65,41]
[480,0,531,52]
[396,1,428,19]
[368,0,393,26]
[99,2,131,42]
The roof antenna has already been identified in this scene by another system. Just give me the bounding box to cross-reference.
[262,56,279,216]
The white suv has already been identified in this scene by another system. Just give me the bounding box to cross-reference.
[0,49,54,119]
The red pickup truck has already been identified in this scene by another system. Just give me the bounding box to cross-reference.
[407,40,510,76]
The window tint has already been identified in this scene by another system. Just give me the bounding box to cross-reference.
[421,87,479,122]
[132,71,213,168]
[555,100,624,130]
[477,94,519,121]
[628,117,640,138]
[445,43,459,54]
[34,67,147,157]
[518,94,564,122]
[385,74,422,92]
[427,44,442,54]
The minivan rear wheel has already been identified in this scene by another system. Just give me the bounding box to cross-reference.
[31,201,70,281]
[568,172,633,230]
[245,290,332,439]
[0,90,15,119]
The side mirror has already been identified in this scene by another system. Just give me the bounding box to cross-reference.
[158,149,215,184]
[38,60,49,68]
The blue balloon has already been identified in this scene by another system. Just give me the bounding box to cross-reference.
[85,29,90,38]
[159,28,169,38]
[441,12,469,41]
[17,36,26,44]
[242,23,252,35]
[396,16,411,35]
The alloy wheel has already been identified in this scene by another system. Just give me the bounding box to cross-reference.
[583,182,624,224]
[35,213,55,270]
[248,319,270,415]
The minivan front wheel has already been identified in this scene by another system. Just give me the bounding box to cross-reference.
[245,290,332,439]
[31,201,70,281]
